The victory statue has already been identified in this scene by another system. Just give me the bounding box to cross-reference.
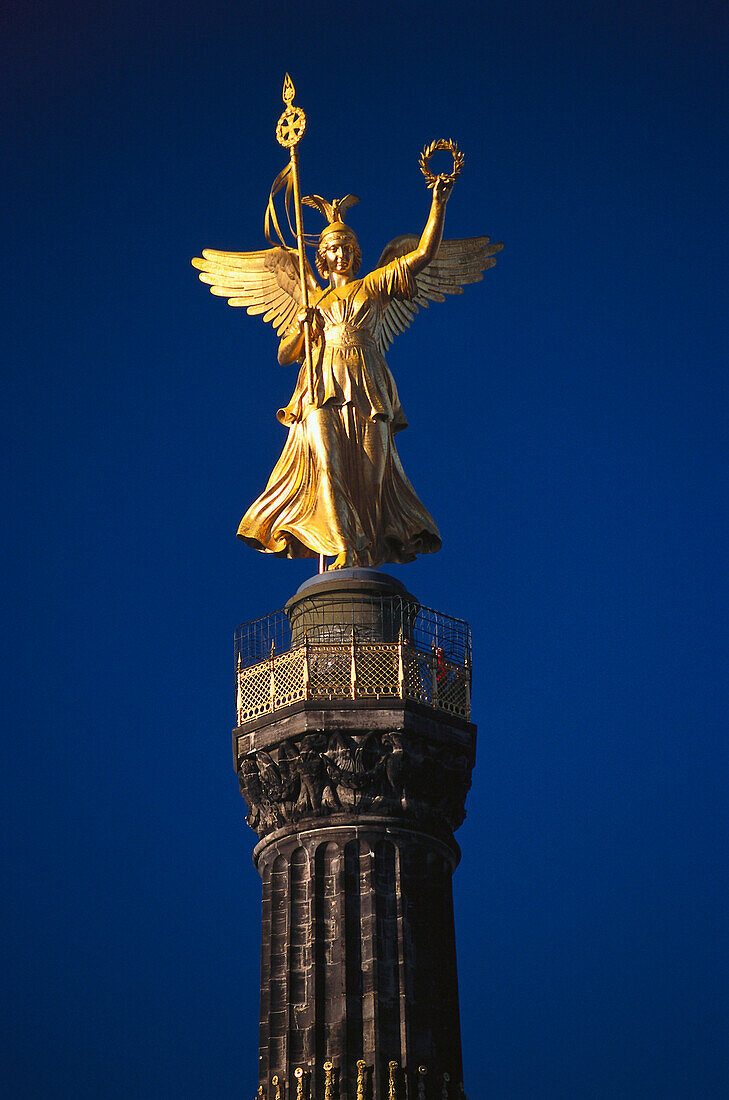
[193,76,502,570]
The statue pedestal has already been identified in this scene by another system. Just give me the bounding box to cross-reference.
[285,569,419,647]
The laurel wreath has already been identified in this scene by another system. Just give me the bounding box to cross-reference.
[418,138,464,188]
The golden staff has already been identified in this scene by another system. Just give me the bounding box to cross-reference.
[275,74,314,404]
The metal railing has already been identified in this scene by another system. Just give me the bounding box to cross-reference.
[258,1058,465,1100]
[235,635,471,726]
[234,595,472,726]
[235,596,471,668]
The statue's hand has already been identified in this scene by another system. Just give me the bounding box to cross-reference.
[297,307,322,338]
[433,175,454,204]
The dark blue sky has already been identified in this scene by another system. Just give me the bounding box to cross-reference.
[4,2,727,1096]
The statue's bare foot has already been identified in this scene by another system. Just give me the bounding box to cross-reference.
[328,550,357,570]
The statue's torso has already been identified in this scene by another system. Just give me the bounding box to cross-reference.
[279,272,407,431]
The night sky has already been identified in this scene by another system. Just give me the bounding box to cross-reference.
[4,2,727,1097]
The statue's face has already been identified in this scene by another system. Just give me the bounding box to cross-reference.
[325,240,355,276]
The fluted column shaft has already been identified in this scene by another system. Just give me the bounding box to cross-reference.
[255,822,462,1100]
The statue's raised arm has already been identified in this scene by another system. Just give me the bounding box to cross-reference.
[401,174,454,275]
[370,142,503,355]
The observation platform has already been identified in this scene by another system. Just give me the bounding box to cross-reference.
[233,569,472,732]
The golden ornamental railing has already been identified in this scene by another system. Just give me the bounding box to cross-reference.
[236,635,471,726]
[256,1060,467,1100]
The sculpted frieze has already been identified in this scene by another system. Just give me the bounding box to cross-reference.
[237,728,473,837]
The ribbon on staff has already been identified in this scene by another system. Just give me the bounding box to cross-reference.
[264,163,295,248]
[264,163,318,250]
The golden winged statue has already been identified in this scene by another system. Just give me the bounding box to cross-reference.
[193,151,502,570]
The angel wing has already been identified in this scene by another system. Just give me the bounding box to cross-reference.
[191,246,319,337]
[373,235,503,354]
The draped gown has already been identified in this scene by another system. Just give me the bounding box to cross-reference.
[237,256,441,567]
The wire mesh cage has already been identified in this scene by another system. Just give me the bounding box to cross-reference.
[234,595,471,671]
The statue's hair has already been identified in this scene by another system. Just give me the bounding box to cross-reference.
[316,231,362,280]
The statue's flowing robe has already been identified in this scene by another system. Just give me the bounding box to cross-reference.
[237,257,441,566]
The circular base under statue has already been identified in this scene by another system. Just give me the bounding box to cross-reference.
[286,568,419,646]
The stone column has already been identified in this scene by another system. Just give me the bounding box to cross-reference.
[234,571,476,1100]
